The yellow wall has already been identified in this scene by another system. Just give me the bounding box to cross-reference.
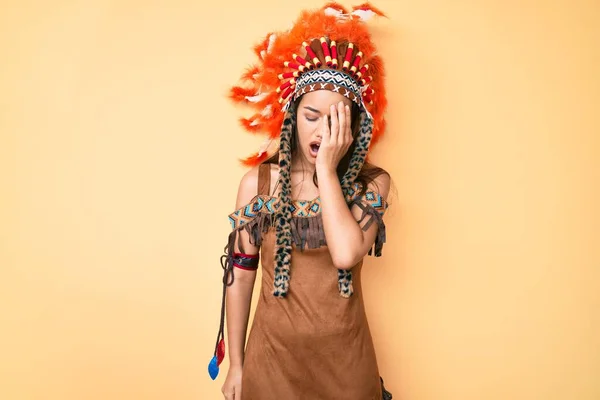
[1,0,598,399]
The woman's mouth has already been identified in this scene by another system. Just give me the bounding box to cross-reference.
[309,142,320,157]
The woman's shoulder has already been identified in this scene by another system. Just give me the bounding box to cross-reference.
[361,163,391,196]
[235,166,260,208]
[236,162,279,207]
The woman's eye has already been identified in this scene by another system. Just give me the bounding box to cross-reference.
[306,116,318,122]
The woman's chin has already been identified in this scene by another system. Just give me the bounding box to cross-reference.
[301,149,318,164]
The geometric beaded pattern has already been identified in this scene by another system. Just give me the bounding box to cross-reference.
[228,189,387,230]
[361,190,388,217]
[228,195,278,230]
[294,82,360,106]
[288,198,321,218]
[292,69,362,106]
[296,69,361,97]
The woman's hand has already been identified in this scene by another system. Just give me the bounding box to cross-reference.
[221,365,243,400]
[316,101,353,173]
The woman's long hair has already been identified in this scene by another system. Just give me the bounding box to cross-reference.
[264,97,388,196]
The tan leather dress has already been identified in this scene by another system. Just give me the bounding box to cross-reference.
[230,164,388,399]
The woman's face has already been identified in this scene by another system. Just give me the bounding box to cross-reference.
[295,90,354,165]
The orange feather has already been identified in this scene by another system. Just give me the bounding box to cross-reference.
[252,33,272,58]
[239,114,263,133]
[257,72,280,88]
[241,65,260,81]
[321,2,349,14]
[240,152,269,167]
[229,86,257,103]
[266,114,284,138]
[255,92,279,110]
[352,2,387,18]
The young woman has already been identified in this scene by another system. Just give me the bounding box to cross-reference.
[208,3,393,399]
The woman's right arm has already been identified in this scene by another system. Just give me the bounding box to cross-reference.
[221,168,260,400]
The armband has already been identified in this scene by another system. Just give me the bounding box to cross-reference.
[232,253,259,270]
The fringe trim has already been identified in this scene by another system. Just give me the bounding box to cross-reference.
[229,201,386,255]
[225,185,386,300]
[351,198,387,257]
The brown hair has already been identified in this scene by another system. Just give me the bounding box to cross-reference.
[264,96,388,196]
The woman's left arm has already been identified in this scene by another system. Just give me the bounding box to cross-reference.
[317,166,390,270]
[316,101,390,270]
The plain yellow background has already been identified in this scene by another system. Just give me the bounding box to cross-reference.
[1,0,599,399]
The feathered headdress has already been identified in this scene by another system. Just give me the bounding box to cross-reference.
[229,2,388,299]
[229,1,388,167]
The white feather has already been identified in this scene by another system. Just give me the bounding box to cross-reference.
[267,34,276,53]
[351,9,376,21]
[257,137,273,156]
[324,7,344,18]
[245,92,269,103]
[261,104,273,118]
[250,119,260,127]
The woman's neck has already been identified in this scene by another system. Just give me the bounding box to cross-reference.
[290,153,316,176]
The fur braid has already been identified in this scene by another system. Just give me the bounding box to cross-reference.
[336,111,374,297]
[273,108,295,297]
[338,269,354,298]
[341,112,374,197]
